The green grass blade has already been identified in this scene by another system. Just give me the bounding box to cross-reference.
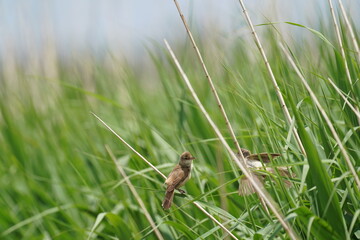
[289,96,347,238]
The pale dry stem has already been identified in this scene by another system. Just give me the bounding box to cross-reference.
[237,0,305,157]
[327,77,360,119]
[328,0,353,86]
[172,0,243,155]
[92,112,167,180]
[165,39,298,240]
[105,145,164,240]
[338,0,360,63]
[172,0,277,218]
[92,113,239,240]
[279,43,360,191]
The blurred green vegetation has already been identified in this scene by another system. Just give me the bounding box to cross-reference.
[0,12,359,240]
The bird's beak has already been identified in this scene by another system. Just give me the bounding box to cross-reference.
[190,157,195,160]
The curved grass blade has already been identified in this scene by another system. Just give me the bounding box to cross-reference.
[289,96,347,238]
[294,207,340,240]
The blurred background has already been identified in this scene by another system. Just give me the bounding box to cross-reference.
[1,1,359,65]
[1,1,359,239]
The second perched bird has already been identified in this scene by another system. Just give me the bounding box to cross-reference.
[162,152,195,210]
[238,148,294,195]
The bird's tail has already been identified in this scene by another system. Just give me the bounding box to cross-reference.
[162,190,175,210]
[238,175,264,196]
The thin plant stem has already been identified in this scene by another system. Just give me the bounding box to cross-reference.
[336,0,360,125]
[105,145,165,240]
[165,39,299,240]
[172,0,242,155]
[338,0,360,63]
[279,43,360,190]
[172,0,275,218]
[92,112,167,180]
[237,0,306,155]
[92,113,239,240]
[328,0,353,86]
[327,77,360,119]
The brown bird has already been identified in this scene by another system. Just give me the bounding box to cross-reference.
[162,152,195,210]
[237,148,294,195]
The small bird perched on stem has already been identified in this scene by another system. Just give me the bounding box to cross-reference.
[238,148,294,196]
[162,152,195,210]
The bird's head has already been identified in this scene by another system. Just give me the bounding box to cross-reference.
[179,152,195,166]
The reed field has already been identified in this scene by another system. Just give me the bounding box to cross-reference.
[0,1,359,239]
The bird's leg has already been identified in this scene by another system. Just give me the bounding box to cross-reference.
[176,188,186,194]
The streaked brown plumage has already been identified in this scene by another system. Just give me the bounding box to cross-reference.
[238,148,295,195]
[162,152,195,210]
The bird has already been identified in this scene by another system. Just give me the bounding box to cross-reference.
[237,148,294,195]
[162,152,195,210]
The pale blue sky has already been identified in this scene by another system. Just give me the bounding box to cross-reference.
[0,0,358,60]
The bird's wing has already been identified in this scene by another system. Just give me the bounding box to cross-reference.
[247,153,280,163]
[165,165,185,192]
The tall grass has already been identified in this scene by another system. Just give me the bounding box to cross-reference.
[0,1,359,239]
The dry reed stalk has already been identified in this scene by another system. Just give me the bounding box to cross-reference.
[279,43,360,190]
[172,0,242,155]
[92,113,239,240]
[106,145,165,240]
[336,0,360,125]
[327,0,353,86]
[327,77,360,119]
[172,0,280,216]
[337,0,360,63]
[236,0,306,155]
[165,39,298,240]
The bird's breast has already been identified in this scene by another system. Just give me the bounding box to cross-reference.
[177,167,191,188]
[247,160,264,169]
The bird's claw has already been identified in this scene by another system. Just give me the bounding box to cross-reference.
[177,189,186,194]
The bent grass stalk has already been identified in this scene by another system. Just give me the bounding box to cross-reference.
[172,0,243,156]
[327,77,360,119]
[237,0,306,155]
[338,0,360,63]
[328,0,352,86]
[164,39,299,240]
[335,0,360,125]
[279,43,360,190]
[105,145,164,240]
[172,0,279,215]
[91,113,239,240]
